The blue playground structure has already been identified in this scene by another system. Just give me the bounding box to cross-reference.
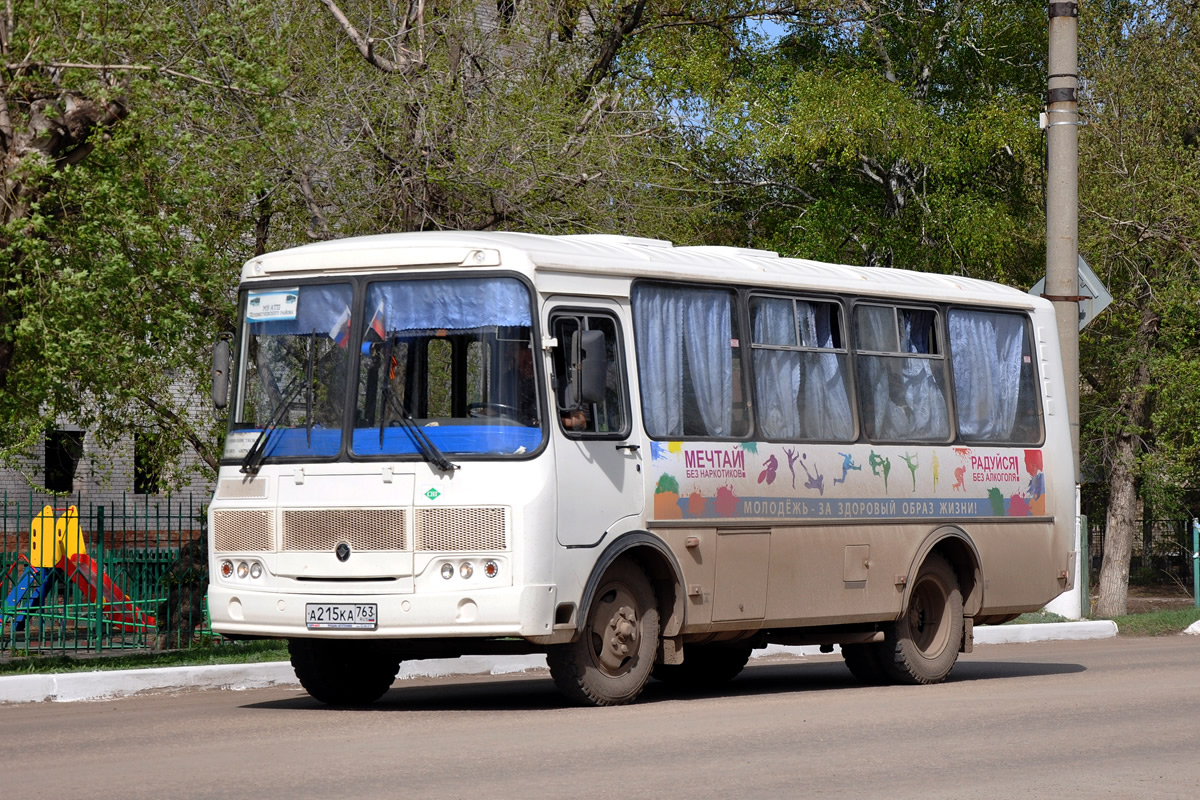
[2,563,56,631]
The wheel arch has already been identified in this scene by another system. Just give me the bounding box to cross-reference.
[905,526,983,618]
[576,531,685,640]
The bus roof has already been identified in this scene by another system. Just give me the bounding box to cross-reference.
[243,231,1042,309]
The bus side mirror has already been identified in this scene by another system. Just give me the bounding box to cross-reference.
[212,336,231,409]
[568,329,606,408]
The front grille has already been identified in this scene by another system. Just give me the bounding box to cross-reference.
[212,510,273,552]
[415,507,508,551]
[281,508,407,551]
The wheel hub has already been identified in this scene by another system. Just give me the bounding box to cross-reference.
[598,605,638,671]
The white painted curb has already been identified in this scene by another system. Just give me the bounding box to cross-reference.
[0,620,1120,704]
[0,661,300,704]
[973,620,1118,644]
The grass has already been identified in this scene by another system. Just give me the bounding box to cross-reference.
[0,640,289,676]
[1105,607,1200,637]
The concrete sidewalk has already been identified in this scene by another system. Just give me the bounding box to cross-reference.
[0,620,1118,704]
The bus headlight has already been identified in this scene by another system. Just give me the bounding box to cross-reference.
[459,562,474,579]
[236,561,249,579]
[484,560,499,579]
[441,563,454,580]
[250,562,263,579]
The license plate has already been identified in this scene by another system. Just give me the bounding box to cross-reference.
[305,603,378,630]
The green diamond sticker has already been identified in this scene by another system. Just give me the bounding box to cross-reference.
[424,488,441,501]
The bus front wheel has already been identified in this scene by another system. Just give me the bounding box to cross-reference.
[547,559,660,706]
[289,638,400,706]
[881,553,963,685]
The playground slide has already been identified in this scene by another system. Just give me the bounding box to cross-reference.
[2,566,54,631]
[62,554,157,633]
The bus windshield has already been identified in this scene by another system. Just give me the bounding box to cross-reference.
[224,276,542,465]
[353,277,541,458]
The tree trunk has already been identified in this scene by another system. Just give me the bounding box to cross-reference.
[1093,305,1158,618]
[1094,432,1138,617]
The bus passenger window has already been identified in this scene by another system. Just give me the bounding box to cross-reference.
[948,309,1043,444]
[855,304,951,442]
[750,295,853,442]
[632,284,750,439]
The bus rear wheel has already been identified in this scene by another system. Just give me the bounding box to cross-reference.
[652,644,753,690]
[547,559,660,707]
[841,642,889,685]
[881,553,963,685]
[288,638,400,706]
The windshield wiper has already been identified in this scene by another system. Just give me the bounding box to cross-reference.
[241,332,330,476]
[240,372,309,476]
[382,392,458,473]
[377,340,457,472]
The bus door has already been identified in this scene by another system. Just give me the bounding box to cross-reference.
[546,301,644,547]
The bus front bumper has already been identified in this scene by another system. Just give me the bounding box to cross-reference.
[208,583,558,640]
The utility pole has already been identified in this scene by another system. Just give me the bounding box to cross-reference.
[1041,1,1083,620]
[1045,1,1080,477]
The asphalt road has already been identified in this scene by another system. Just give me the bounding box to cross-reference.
[4,637,1198,799]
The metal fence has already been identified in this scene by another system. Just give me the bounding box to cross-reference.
[1088,518,1196,591]
[1,492,210,656]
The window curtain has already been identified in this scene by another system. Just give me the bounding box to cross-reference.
[856,306,898,439]
[798,302,854,440]
[365,277,531,334]
[683,290,734,436]
[898,309,949,440]
[949,310,1025,440]
[752,299,801,439]
[634,286,733,437]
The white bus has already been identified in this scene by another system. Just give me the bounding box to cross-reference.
[208,232,1075,706]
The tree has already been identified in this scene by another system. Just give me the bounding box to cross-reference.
[1080,0,1200,616]
[0,1,717,487]
[283,1,713,238]
[635,1,1049,286]
[0,1,264,480]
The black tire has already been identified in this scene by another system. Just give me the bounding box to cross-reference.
[547,559,660,707]
[840,642,889,685]
[288,638,400,706]
[652,644,753,690]
[880,553,963,685]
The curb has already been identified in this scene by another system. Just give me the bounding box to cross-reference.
[0,621,1118,705]
[0,661,300,705]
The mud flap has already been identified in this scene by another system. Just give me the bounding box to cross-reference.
[659,635,684,665]
[960,617,974,654]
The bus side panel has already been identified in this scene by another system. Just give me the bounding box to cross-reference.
[654,516,1066,636]
[967,521,1064,615]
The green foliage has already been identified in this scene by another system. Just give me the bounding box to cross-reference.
[635,1,1047,282]
[0,1,712,483]
[1078,0,1200,518]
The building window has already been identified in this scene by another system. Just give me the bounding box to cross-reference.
[45,430,84,493]
[134,433,162,495]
